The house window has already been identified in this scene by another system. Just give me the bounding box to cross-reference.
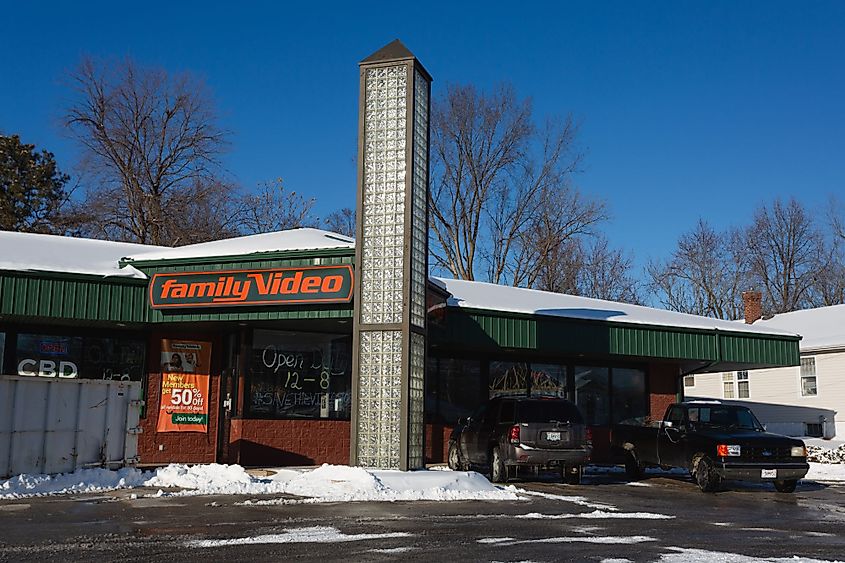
[683,375,695,387]
[800,357,817,397]
[737,371,750,399]
[722,373,735,399]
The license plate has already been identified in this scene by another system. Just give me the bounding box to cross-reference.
[546,432,561,441]
[761,469,777,479]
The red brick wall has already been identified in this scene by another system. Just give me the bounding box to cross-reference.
[228,419,350,466]
[138,372,220,464]
[425,423,453,464]
[649,362,679,421]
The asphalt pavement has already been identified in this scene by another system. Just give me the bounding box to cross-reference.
[1,469,843,562]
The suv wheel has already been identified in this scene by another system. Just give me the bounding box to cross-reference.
[490,446,508,483]
[694,454,722,493]
[447,441,463,471]
[773,479,798,493]
[625,451,645,481]
[563,464,582,485]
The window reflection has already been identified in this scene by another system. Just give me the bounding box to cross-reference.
[489,361,529,398]
[575,366,610,425]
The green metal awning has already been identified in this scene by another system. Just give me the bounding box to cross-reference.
[430,307,800,372]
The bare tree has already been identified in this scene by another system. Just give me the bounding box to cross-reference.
[64,57,229,245]
[238,179,317,234]
[576,237,641,304]
[324,207,356,237]
[647,220,748,319]
[513,185,607,288]
[744,198,832,314]
[535,236,640,303]
[429,83,590,285]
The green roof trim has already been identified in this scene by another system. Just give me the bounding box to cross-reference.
[431,307,800,370]
[0,271,148,323]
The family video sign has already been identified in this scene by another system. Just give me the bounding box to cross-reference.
[149,265,354,309]
[157,339,212,433]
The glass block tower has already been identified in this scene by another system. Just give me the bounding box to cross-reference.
[351,40,431,470]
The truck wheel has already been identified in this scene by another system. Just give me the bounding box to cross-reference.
[447,441,463,471]
[694,455,722,493]
[625,451,645,481]
[490,446,508,483]
[774,479,798,493]
[563,464,583,485]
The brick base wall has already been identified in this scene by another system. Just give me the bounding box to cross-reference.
[425,423,453,464]
[138,372,220,464]
[229,419,350,466]
[649,362,679,421]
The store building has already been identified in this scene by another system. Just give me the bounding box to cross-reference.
[0,40,804,471]
[0,228,802,467]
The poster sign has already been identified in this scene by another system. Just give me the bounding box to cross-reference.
[157,339,212,433]
[148,265,354,309]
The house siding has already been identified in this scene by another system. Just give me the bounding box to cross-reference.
[688,349,845,438]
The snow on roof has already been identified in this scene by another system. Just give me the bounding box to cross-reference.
[124,228,355,262]
[0,230,160,279]
[434,277,798,338]
[753,305,845,352]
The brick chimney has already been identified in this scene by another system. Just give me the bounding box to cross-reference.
[741,290,762,324]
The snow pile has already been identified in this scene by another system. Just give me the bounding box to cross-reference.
[0,467,147,498]
[186,526,411,548]
[0,463,520,502]
[807,444,845,464]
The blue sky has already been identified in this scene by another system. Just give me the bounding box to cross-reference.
[2,1,843,270]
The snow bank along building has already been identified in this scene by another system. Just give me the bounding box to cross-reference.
[687,299,845,439]
[0,41,805,472]
[0,227,802,468]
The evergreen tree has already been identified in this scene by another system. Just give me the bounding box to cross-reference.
[0,134,70,232]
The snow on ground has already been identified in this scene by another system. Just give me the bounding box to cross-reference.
[0,463,520,502]
[477,535,657,545]
[513,510,673,520]
[2,458,844,501]
[653,547,843,563]
[186,526,411,548]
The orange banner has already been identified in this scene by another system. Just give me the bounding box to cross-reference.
[157,340,212,433]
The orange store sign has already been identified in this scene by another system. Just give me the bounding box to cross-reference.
[149,265,354,309]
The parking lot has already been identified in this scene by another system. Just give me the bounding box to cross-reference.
[1,468,844,562]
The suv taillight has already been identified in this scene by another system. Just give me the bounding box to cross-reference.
[509,425,520,444]
[585,426,593,461]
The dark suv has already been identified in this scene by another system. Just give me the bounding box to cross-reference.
[447,396,590,483]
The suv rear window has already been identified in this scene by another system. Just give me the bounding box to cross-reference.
[515,400,583,424]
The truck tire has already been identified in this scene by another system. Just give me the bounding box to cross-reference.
[625,451,645,481]
[490,446,508,483]
[774,479,798,493]
[448,441,463,471]
[693,454,722,493]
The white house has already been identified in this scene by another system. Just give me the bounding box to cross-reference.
[687,302,845,439]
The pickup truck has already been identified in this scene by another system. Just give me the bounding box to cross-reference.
[612,401,809,492]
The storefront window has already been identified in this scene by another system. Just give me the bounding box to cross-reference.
[430,358,482,424]
[16,334,84,378]
[530,363,568,398]
[82,337,146,381]
[15,333,145,381]
[489,361,529,398]
[247,329,352,419]
[575,366,610,425]
[612,367,647,423]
